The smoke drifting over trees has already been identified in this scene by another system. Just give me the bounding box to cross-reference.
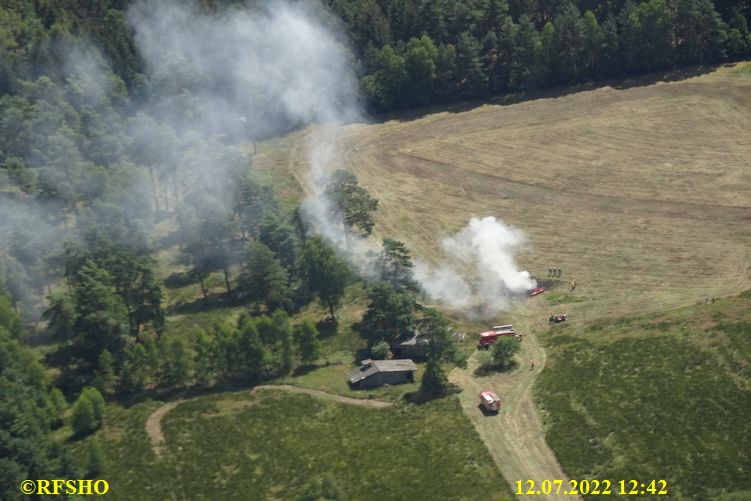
[1,0,534,325]
[128,0,361,137]
[130,0,536,317]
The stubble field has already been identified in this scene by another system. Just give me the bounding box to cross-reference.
[261,63,751,322]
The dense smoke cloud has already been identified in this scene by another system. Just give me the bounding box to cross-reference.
[129,0,364,239]
[415,217,536,319]
[127,0,360,138]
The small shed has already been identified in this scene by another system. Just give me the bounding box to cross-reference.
[347,359,418,389]
[390,331,429,359]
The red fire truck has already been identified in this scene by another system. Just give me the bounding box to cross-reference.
[478,324,517,349]
[479,390,501,413]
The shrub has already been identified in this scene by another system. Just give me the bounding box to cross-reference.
[492,337,520,370]
[71,397,97,436]
[83,387,105,424]
[49,387,68,428]
[71,387,105,436]
[295,475,343,500]
[420,359,448,396]
[295,320,321,364]
[369,340,392,360]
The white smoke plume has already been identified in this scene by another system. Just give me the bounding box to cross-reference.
[129,0,364,240]
[129,1,537,318]
[128,0,360,138]
[414,217,536,319]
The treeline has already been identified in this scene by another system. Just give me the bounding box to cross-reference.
[91,311,324,396]
[1,1,749,113]
[348,0,751,109]
[40,172,459,398]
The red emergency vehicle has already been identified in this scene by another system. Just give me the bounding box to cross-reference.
[479,390,501,413]
[478,324,516,349]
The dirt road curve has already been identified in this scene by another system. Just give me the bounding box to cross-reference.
[251,384,392,408]
[450,304,580,501]
[145,400,184,457]
[145,384,391,455]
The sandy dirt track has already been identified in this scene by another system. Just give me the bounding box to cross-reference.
[450,303,580,500]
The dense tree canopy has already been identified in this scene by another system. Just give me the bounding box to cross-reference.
[0,285,77,499]
[330,0,750,110]
[301,236,352,320]
[0,0,747,119]
[359,281,416,346]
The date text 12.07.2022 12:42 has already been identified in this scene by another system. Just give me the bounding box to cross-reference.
[515,479,669,496]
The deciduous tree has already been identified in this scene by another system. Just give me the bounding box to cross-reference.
[492,336,520,370]
[325,170,379,247]
[359,282,416,346]
[301,236,351,321]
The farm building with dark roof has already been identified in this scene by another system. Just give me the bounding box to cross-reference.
[347,359,418,389]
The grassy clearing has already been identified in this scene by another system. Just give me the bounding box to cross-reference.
[292,282,369,356]
[535,293,751,500]
[164,306,245,341]
[81,391,511,500]
[732,61,751,76]
[543,291,588,306]
[250,130,309,211]
[70,401,169,497]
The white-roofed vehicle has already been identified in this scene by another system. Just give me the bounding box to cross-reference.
[479,390,501,413]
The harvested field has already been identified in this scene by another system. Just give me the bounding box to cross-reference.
[260,64,751,323]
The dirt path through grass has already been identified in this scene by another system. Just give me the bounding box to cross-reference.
[450,303,580,500]
[145,384,392,455]
[145,400,184,456]
[252,384,393,408]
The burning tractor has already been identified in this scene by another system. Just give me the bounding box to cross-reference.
[479,390,501,413]
[478,324,522,349]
